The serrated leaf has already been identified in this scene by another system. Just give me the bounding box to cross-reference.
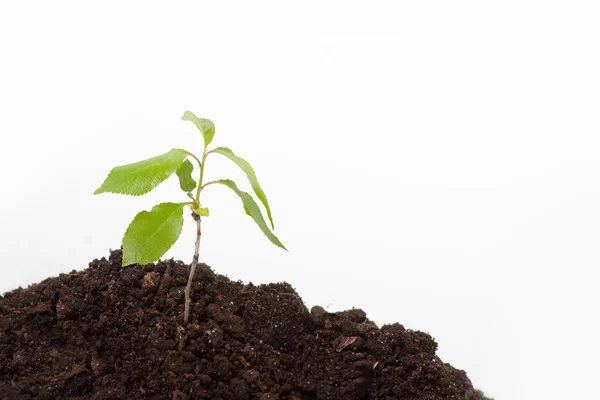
[94,149,189,196]
[176,159,197,193]
[181,111,215,148]
[214,179,286,250]
[210,147,275,229]
[122,202,185,266]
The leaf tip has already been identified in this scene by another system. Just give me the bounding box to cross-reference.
[121,254,132,267]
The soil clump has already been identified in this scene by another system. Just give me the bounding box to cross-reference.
[0,250,492,399]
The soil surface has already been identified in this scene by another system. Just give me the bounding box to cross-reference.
[0,250,492,399]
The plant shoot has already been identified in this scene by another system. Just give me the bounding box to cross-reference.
[94,111,286,323]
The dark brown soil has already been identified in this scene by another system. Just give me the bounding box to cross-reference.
[0,250,492,399]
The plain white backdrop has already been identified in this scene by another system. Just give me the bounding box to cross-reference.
[2,2,600,399]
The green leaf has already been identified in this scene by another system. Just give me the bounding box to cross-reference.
[213,179,286,250]
[181,111,215,148]
[176,159,197,193]
[122,202,185,266]
[210,147,275,229]
[94,149,189,196]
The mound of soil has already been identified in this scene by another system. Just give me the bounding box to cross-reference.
[0,250,491,399]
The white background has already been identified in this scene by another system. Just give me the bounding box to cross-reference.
[1,2,599,399]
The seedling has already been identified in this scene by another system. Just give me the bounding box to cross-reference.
[94,111,286,324]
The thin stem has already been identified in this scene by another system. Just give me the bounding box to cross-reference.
[184,216,202,324]
[188,153,202,168]
[195,152,207,206]
[184,148,207,324]
[200,180,219,190]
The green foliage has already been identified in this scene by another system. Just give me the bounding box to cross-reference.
[95,111,286,278]
[94,149,189,196]
[122,202,185,266]
[214,179,286,250]
[176,159,197,193]
[181,111,215,149]
[210,147,275,229]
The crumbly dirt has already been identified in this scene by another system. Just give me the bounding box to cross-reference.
[0,250,492,399]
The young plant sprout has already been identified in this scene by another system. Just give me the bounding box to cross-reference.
[94,111,286,324]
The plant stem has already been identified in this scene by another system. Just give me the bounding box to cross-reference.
[195,152,207,204]
[200,180,218,190]
[187,152,202,168]
[184,215,202,324]
[184,149,207,324]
